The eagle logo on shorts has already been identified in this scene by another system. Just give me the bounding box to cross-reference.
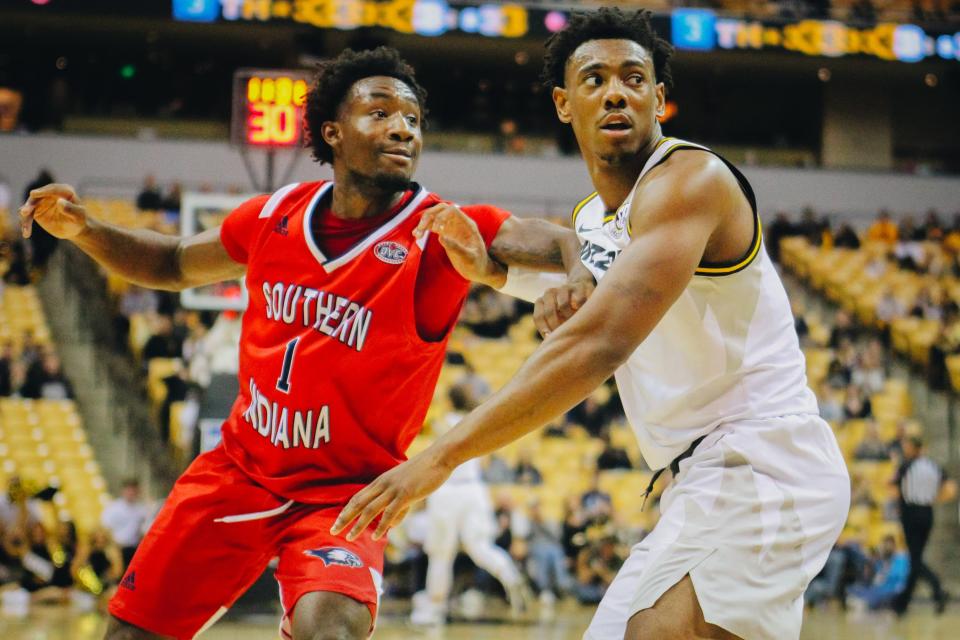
[304,547,364,568]
[374,241,408,265]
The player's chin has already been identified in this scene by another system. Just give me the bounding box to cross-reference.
[370,169,414,193]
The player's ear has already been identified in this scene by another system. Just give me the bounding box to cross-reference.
[321,121,342,154]
[553,86,572,124]
[655,83,666,119]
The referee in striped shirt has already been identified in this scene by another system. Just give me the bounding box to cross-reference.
[892,435,957,614]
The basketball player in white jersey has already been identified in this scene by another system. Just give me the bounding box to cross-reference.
[334,9,850,639]
[410,384,527,625]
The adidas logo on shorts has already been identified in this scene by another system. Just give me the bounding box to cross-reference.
[120,571,137,591]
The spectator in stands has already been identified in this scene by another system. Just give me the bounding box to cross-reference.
[135,174,163,211]
[765,212,796,263]
[833,224,861,249]
[943,214,960,255]
[0,519,23,587]
[847,535,909,610]
[72,526,124,608]
[19,330,42,369]
[875,287,906,341]
[921,209,944,242]
[0,476,42,529]
[850,472,878,509]
[843,384,873,419]
[867,210,898,244]
[525,500,573,608]
[854,422,890,461]
[19,521,71,603]
[455,361,492,405]
[161,182,183,213]
[101,478,150,569]
[595,429,632,471]
[797,207,825,245]
[514,451,543,486]
[887,420,909,461]
[851,341,886,395]
[574,527,623,604]
[567,390,610,437]
[829,310,859,348]
[187,310,239,387]
[561,495,587,563]
[460,287,517,339]
[22,168,59,270]
[827,355,852,388]
[3,240,31,285]
[817,382,845,422]
[805,545,847,608]
[49,520,78,593]
[580,471,613,525]
[481,454,515,484]
[792,301,809,343]
[929,302,960,389]
[0,342,12,396]
[20,352,73,400]
[140,314,183,367]
[114,285,158,350]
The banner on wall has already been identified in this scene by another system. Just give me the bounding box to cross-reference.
[171,1,960,62]
[668,8,958,63]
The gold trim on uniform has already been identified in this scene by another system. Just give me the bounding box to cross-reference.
[694,215,763,276]
[571,192,599,226]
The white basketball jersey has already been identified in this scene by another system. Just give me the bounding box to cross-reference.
[573,137,818,470]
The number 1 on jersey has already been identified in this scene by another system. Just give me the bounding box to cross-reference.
[276,337,300,394]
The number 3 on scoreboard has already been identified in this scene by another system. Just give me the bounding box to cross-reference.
[276,337,299,394]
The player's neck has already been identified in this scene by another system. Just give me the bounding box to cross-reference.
[587,132,664,212]
[329,174,408,221]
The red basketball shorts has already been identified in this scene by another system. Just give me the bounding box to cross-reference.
[108,446,386,639]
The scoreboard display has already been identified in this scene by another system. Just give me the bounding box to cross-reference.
[231,69,313,148]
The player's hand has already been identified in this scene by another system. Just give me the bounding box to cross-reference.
[533,275,595,337]
[414,203,506,288]
[331,451,454,542]
[19,184,89,240]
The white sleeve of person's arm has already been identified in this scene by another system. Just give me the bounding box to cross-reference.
[497,267,567,303]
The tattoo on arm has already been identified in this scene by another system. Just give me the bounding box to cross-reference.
[489,218,574,272]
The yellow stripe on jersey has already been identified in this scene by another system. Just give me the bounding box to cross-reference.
[571,191,599,226]
[695,215,763,276]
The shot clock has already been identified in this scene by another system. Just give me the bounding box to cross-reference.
[231,69,313,148]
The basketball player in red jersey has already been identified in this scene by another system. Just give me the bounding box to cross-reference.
[19,48,592,640]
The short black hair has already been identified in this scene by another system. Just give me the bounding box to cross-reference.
[542,7,674,93]
[304,47,428,165]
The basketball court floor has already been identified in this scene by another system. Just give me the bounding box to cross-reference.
[1,601,955,639]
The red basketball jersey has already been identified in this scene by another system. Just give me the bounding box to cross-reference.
[218,181,505,504]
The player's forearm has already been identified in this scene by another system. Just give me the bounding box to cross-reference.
[73,217,186,290]
[425,323,625,471]
[491,219,588,279]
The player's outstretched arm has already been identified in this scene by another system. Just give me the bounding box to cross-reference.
[333,154,736,541]
[19,184,244,291]
[414,204,595,325]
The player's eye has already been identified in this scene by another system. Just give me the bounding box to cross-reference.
[406,115,419,126]
[372,110,387,119]
[626,74,644,86]
[584,74,602,88]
